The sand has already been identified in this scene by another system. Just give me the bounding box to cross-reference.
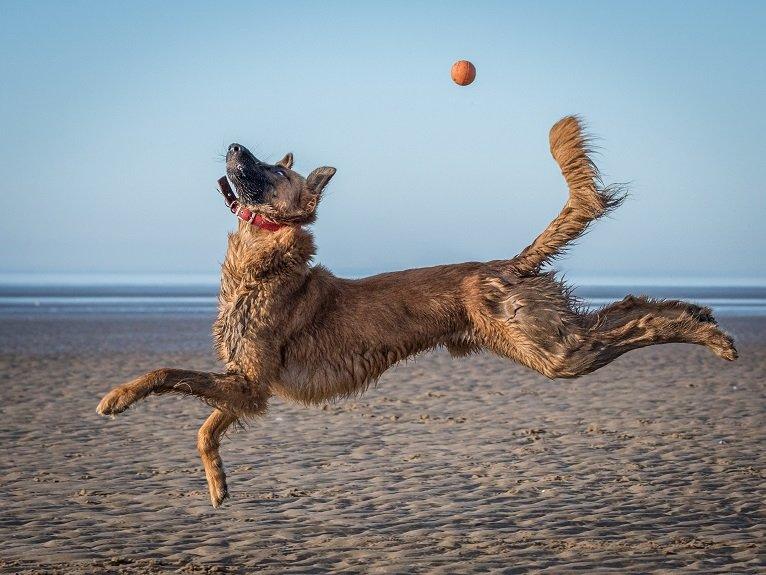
[0,314,763,573]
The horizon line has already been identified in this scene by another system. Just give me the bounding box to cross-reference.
[1,271,765,288]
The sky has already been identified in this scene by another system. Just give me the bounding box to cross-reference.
[1,1,764,282]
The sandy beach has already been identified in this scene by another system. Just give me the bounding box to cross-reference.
[0,313,763,573]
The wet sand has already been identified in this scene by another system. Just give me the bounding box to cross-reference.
[0,315,763,573]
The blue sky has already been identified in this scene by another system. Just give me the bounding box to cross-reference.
[1,1,764,281]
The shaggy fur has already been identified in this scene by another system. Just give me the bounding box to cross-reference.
[97,116,737,507]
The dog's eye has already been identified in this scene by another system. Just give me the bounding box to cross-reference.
[275,169,287,178]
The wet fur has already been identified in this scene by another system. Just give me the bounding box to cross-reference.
[97,116,737,507]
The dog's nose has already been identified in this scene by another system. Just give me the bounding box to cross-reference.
[228,144,241,154]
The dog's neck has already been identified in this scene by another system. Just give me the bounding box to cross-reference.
[222,221,316,284]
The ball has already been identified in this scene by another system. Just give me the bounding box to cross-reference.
[451,60,476,86]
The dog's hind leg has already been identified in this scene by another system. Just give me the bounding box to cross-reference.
[198,408,239,507]
[598,296,736,357]
[559,296,737,377]
[96,368,267,417]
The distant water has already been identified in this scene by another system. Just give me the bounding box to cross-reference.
[0,278,765,317]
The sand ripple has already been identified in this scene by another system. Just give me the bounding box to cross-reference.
[0,316,763,573]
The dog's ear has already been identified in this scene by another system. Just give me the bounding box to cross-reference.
[302,167,336,214]
[306,166,336,194]
[276,153,294,170]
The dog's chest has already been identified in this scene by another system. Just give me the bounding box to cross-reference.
[213,282,279,368]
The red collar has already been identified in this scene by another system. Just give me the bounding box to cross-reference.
[217,176,286,232]
[229,201,285,232]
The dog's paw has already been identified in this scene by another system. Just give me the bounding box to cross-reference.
[97,386,138,416]
[209,483,229,508]
[707,331,738,362]
[716,340,738,361]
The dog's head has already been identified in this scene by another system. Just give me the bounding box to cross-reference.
[226,143,335,226]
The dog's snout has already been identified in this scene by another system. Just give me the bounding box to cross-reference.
[226,143,262,170]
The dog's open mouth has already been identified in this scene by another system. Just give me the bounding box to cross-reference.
[217,176,294,232]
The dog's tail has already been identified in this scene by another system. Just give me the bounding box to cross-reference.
[510,116,627,275]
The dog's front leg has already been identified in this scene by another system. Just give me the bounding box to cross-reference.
[98,370,271,507]
[198,408,239,507]
[96,368,266,416]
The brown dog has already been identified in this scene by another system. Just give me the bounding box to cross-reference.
[97,116,737,507]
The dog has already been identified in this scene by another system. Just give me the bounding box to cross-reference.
[97,116,737,507]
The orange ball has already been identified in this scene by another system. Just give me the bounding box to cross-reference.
[451,60,476,86]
